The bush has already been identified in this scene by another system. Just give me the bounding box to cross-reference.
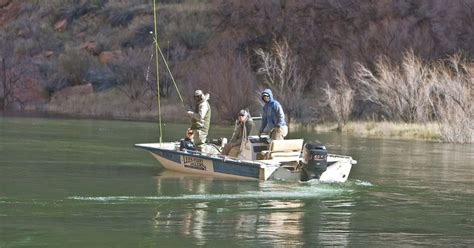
[428,55,473,143]
[108,49,156,110]
[14,38,37,56]
[57,1,100,22]
[184,50,257,121]
[121,21,155,48]
[85,66,117,91]
[106,8,135,27]
[58,48,98,87]
[355,51,432,123]
[354,51,473,143]
[177,30,209,50]
[322,61,354,131]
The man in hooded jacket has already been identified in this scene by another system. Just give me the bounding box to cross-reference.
[187,90,211,147]
[258,88,288,140]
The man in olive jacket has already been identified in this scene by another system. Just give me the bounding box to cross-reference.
[187,90,211,147]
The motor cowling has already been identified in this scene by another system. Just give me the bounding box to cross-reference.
[300,143,328,181]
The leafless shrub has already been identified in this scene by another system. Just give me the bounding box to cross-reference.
[427,55,473,143]
[106,8,135,27]
[109,49,156,110]
[120,21,155,49]
[354,50,431,123]
[354,51,473,143]
[323,61,354,131]
[57,1,99,23]
[0,37,38,111]
[185,51,256,121]
[255,38,306,123]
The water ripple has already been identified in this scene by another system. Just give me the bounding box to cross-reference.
[67,185,352,202]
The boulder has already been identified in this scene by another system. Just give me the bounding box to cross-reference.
[0,0,18,26]
[43,51,54,57]
[54,18,67,32]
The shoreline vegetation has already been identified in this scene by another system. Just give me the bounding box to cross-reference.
[0,1,472,143]
[1,109,443,143]
[292,121,441,141]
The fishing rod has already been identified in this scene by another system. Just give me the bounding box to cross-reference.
[147,31,184,104]
[150,0,186,143]
[152,0,162,143]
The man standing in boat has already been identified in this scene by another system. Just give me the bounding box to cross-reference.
[187,89,211,148]
[222,109,254,157]
[258,88,288,140]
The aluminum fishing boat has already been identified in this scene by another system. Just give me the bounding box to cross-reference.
[135,135,356,182]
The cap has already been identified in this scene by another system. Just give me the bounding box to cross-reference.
[194,90,203,97]
[262,92,270,97]
[239,109,248,116]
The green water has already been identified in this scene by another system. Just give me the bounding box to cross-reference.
[0,116,473,247]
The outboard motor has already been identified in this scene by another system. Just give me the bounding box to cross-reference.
[300,143,328,181]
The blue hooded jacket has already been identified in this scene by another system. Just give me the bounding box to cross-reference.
[259,89,287,133]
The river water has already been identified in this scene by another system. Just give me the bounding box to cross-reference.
[0,117,472,247]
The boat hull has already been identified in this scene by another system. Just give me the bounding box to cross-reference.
[137,143,281,180]
[136,142,355,182]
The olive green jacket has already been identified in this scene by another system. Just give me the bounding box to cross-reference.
[189,93,211,134]
[229,119,254,147]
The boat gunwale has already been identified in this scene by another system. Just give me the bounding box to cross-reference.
[134,143,267,168]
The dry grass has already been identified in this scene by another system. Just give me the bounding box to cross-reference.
[290,121,441,141]
[289,122,338,133]
[343,121,441,140]
[48,88,187,122]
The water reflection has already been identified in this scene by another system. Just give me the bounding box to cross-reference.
[152,172,354,246]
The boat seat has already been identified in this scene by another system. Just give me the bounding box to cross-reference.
[260,139,304,162]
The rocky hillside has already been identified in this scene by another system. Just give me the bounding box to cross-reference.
[0,0,472,122]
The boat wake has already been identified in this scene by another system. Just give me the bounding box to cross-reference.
[67,180,372,203]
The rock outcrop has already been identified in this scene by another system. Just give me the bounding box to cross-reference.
[0,0,19,26]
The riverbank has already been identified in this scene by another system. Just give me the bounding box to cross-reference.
[45,87,188,123]
[2,108,445,142]
[291,122,442,141]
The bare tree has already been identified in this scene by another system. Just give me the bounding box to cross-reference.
[323,61,354,131]
[0,36,36,111]
[110,49,157,110]
[427,54,473,143]
[354,50,472,143]
[354,50,431,123]
[185,50,256,121]
[255,38,306,125]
